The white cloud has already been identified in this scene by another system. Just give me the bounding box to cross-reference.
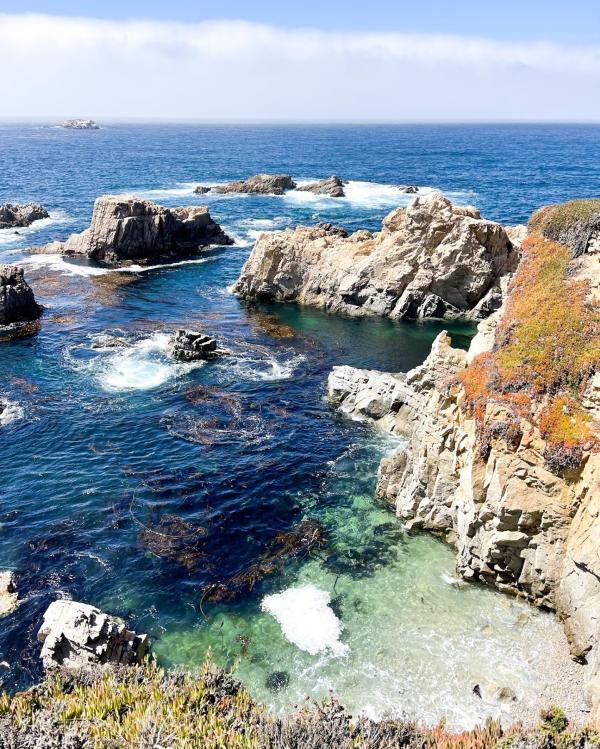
[1,13,600,120]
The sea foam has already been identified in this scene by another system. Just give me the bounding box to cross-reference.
[261,584,348,657]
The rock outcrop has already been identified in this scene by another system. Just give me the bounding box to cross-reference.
[61,119,100,130]
[234,194,518,320]
[398,185,419,194]
[0,571,18,617]
[297,176,345,197]
[0,265,41,327]
[327,240,600,712]
[50,196,233,265]
[213,174,296,195]
[0,203,49,229]
[168,329,221,362]
[38,600,148,671]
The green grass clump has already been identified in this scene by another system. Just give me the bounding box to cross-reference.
[529,199,600,255]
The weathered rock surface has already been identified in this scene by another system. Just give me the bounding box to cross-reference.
[0,571,18,617]
[38,600,148,671]
[297,176,345,197]
[0,265,41,326]
[328,299,600,712]
[51,196,233,265]
[0,203,49,229]
[213,174,296,195]
[61,119,100,130]
[168,329,221,362]
[234,194,518,320]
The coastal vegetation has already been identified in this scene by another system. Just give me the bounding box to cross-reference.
[0,660,597,749]
[458,228,599,472]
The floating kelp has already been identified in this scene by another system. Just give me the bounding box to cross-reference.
[247,310,298,340]
[138,513,208,570]
[202,519,326,604]
[88,272,138,305]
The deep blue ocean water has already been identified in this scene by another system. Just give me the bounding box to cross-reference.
[0,124,598,726]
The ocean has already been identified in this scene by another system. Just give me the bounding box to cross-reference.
[1,123,598,728]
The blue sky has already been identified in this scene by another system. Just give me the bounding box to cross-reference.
[2,0,600,42]
[1,2,600,120]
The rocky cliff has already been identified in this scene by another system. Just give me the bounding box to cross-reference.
[234,194,518,320]
[49,196,233,265]
[328,202,600,711]
[0,202,49,229]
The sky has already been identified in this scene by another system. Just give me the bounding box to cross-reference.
[2,1,600,121]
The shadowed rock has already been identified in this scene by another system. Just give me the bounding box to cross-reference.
[168,329,222,362]
[0,203,49,229]
[213,174,296,195]
[0,265,41,327]
[48,196,233,265]
[38,600,148,671]
[297,176,345,197]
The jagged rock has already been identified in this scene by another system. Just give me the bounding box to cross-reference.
[297,176,345,197]
[398,185,419,194]
[0,572,18,617]
[0,203,49,229]
[168,329,221,362]
[194,185,211,195]
[61,119,100,130]
[0,265,41,326]
[234,194,518,320]
[213,174,296,195]
[51,196,233,265]
[37,600,148,671]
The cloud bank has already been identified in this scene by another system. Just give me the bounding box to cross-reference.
[2,13,600,120]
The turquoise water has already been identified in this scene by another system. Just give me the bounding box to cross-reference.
[0,123,596,727]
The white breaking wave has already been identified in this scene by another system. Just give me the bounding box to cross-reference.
[68,332,203,392]
[261,584,348,657]
[0,210,73,249]
[19,253,214,277]
[228,352,305,382]
[0,399,24,426]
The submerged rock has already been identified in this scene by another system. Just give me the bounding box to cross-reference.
[234,194,518,320]
[168,329,221,362]
[50,196,233,265]
[61,119,100,130]
[0,203,49,229]
[38,600,148,671]
[0,264,41,328]
[265,671,290,692]
[297,175,345,197]
[213,174,296,195]
[0,572,18,617]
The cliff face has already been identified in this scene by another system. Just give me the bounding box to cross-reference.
[327,218,600,707]
[234,194,518,320]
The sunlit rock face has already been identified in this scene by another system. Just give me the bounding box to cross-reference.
[234,194,518,320]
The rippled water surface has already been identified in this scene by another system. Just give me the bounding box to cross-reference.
[1,123,597,728]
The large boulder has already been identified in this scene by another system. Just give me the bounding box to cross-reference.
[213,174,296,195]
[297,176,345,197]
[234,194,518,320]
[38,600,148,671]
[54,196,233,265]
[0,203,49,229]
[0,571,18,617]
[0,265,41,326]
